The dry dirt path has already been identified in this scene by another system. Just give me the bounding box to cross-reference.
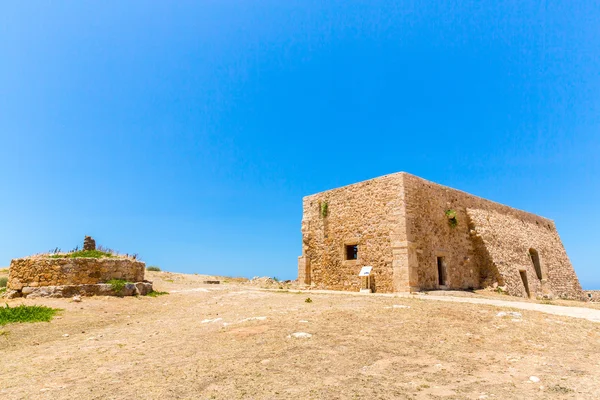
[2,273,600,399]
[260,288,600,323]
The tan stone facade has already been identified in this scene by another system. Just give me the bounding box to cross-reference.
[8,257,145,291]
[298,172,584,300]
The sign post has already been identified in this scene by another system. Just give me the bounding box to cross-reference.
[359,266,373,293]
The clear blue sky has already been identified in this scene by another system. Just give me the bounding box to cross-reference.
[1,2,598,288]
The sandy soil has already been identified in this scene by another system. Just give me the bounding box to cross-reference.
[1,271,600,399]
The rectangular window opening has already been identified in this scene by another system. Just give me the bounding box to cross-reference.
[437,257,447,286]
[345,245,358,260]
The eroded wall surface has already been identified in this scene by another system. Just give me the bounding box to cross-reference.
[468,209,584,299]
[299,174,405,293]
[402,174,584,299]
[8,257,146,290]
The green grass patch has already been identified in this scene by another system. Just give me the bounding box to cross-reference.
[146,266,161,272]
[106,279,130,293]
[0,304,60,326]
[0,288,6,296]
[146,290,169,297]
[50,250,114,259]
[0,277,7,288]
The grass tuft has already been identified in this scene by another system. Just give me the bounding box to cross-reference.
[146,290,169,297]
[146,266,161,272]
[107,279,129,293]
[50,250,114,259]
[0,304,60,326]
[0,277,7,288]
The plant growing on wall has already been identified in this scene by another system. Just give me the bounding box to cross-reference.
[320,201,329,218]
[445,209,458,228]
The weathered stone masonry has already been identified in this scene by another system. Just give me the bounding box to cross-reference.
[298,172,585,300]
[6,249,151,298]
[8,257,145,290]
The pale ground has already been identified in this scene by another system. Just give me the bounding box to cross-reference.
[1,269,600,399]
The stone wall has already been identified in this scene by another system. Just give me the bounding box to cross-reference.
[299,172,584,300]
[402,173,583,300]
[8,257,146,291]
[299,174,405,293]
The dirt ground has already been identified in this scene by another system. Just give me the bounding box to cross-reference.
[1,270,600,399]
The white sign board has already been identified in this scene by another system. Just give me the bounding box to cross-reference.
[358,266,372,277]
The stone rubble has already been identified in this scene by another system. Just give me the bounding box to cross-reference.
[288,332,312,339]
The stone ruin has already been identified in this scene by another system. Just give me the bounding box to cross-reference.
[3,236,153,299]
[299,172,585,300]
[83,235,96,251]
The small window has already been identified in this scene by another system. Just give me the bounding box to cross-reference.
[345,245,358,260]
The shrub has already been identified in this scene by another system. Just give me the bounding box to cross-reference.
[445,209,458,228]
[0,304,60,326]
[107,279,128,293]
[305,297,312,303]
[0,277,7,288]
[320,201,329,218]
[146,266,161,272]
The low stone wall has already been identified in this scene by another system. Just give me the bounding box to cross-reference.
[8,257,146,291]
[19,282,153,299]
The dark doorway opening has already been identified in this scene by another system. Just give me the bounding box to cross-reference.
[437,257,447,286]
[304,262,311,285]
[529,248,543,280]
[519,270,531,298]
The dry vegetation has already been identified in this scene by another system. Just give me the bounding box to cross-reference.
[0,270,599,399]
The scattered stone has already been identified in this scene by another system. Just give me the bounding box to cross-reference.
[201,318,222,324]
[2,290,22,299]
[496,311,522,318]
[530,376,540,383]
[72,295,82,302]
[240,316,267,323]
[288,332,312,339]
[393,305,410,309]
[62,334,69,337]
[135,282,153,296]
[203,280,221,285]
[299,320,309,323]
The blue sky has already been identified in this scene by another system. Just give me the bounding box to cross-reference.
[1,1,598,288]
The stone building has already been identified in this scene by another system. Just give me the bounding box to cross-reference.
[298,172,584,300]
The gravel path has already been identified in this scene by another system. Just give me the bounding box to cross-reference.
[404,293,600,323]
[277,288,600,323]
